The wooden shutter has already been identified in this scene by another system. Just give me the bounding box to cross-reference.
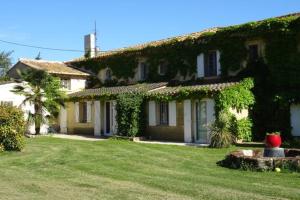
[75,102,79,123]
[86,101,92,123]
[148,101,156,126]
[168,101,177,126]
[197,54,204,78]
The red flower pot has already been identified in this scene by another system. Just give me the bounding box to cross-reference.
[265,134,281,148]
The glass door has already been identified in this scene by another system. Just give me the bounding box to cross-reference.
[195,101,208,143]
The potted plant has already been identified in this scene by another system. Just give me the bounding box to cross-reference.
[265,132,281,148]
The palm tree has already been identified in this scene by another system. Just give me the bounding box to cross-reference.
[12,69,66,134]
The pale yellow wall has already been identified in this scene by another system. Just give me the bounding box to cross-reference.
[65,101,94,134]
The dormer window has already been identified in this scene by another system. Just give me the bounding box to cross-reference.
[204,51,217,77]
[139,62,149,80]
[158,62,168,76]
[248,44,259,61]
[105,69,112,81]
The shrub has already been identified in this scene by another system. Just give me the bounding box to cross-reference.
[0,105,25,151]
[116,93,144,137]
[209,111,234,148]
[234,118,253,142]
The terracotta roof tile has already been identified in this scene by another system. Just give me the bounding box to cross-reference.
[69,82,168,98]
[19,59,90,77]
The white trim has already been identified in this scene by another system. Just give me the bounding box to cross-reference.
[291,104,300,136]
[75,102,79,123]
[148,101,156,126]
[94,101,101,136]
[197,53,204,78]
[168,101,177,126]
[184,100,192,143]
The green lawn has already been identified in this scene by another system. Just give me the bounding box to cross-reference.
[0,137,299,200]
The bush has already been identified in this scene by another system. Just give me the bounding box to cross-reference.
[209,111,234,148]
[0,105,25,151]
[116,93,144,137]
[234,118,253,142]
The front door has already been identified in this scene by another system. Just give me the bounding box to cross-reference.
[195,101,209,143]
[105,101,112,135]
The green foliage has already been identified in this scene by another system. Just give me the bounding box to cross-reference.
[0,51,13,77]
[209,111,235,148]
[0,105,25,151]
[215,78,255,114]
[12,69,66,134]
[116,93,144,137]
[233,118,253,142]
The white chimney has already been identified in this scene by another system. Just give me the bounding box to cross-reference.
[84,34,96,58]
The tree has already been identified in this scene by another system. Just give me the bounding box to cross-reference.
[0,51,13,77]
[12,69,66,134]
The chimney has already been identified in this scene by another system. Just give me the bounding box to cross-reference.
[84,33,96,58]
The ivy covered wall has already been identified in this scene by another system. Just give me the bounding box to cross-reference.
[69,14,300,140]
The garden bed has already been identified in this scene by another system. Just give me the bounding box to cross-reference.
[218,149,300,171]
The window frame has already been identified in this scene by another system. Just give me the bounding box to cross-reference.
[158,102,169,125]
[61,79,71,90]
[139,62,149,80]
[79,102,88,123]
[204,50,217,77]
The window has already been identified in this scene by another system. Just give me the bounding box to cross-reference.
[79,102,87,123]
[140,62,149,80]
[105,69,112,81]
[61,79,71,90]
[159,102,169,125]
[204,51,217,77]
[0,101,13,106]
[158,62,168,75]
[248,44,259,61]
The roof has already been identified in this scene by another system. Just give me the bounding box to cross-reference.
[68,81,238,99]
[71,12,300,62]
[69,82,168,98]
[148,82,239,95]
[16,59,90,77]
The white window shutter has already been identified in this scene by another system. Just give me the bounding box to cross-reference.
[86,101,92,123]
[60,106,67,133]
[112,101,117,134]
[197,54,204,78]
[94,101,101,136]
[184,100,192,143]
[168,101,177,126]
[75,102,79,123]
[148,101,156,126]
[216,50,221,76]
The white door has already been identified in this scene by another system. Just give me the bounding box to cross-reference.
[195,101,209,143]
[104,101,113,136]
[291,104,300,136]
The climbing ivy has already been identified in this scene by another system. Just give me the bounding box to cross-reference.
[67,14,300,140]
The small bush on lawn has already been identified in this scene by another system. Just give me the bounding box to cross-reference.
[232,117,253,142]
[0,105,25,151]
[210,111,234,148]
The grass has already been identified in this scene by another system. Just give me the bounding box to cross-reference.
[0,137,300,200]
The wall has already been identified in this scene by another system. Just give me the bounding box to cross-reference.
[0,82,49,134]
[70,78,86,91]
[145,101,184,141]
[65,101,94,135]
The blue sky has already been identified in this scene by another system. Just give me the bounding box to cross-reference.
[0,0,299,63]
